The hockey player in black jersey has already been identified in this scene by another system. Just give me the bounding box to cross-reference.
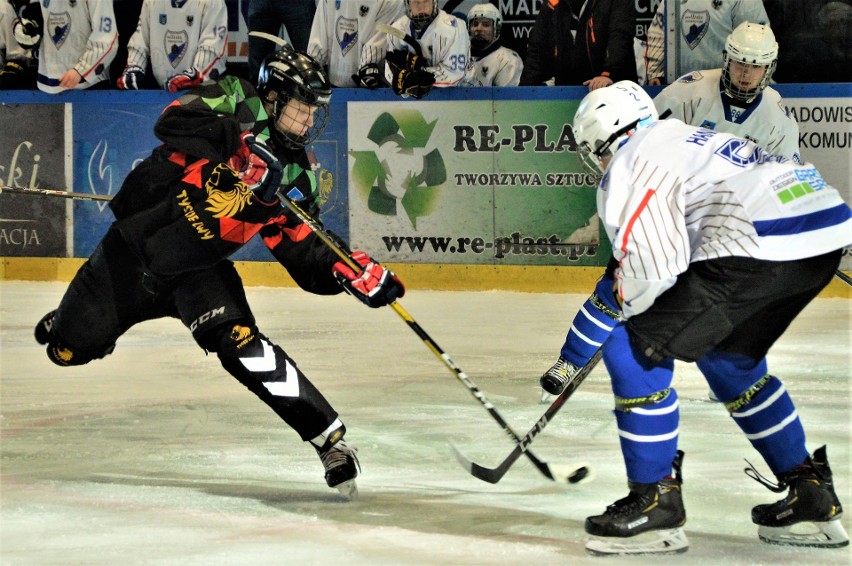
[33,47,405,499]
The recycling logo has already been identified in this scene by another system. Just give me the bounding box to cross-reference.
[350,109,447,228]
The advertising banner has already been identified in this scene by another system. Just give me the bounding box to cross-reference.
[0,105,67,257]
[347,97,604,265]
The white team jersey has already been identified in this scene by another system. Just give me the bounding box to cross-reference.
[383,10,470,88]
[461,45,523,87]
[654,69,801,162]
[599,120,852,318]
[35,0,118,93]
[307,0,404,87]
[126,0,227,88]
[644,0,769,80]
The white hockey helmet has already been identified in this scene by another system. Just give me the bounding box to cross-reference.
[722,22,778,103]
[572,81,658,176]
[405,0,438,31]
[468,3,502,49]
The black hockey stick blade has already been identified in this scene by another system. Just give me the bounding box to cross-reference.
[451,349,603,484]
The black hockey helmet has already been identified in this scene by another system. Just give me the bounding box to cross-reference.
[256,48,332,149]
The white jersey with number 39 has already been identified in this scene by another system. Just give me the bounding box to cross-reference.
[599,120,852,318]
[384,10,470,87]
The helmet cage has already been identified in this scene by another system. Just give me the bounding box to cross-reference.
[257,49,332,149]
[722,22,778,104]
[405,0,438,31]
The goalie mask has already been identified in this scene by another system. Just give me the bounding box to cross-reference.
[467,3,502,52]
[256,48,332,150]
[722,22,778,104]
[572,81,658,177]
[405,0,438,32]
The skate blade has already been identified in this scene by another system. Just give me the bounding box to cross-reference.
[586,528,689,556]
[334,478,358,500]
[758,519,849,548]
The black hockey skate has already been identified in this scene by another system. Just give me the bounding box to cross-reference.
[316,439,360,499]
[540,357,580,398]
[585,451,689,556]
[749,445,848,548]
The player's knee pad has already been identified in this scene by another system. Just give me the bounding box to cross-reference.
[206,321,301,397]
[697,350,768,403]
[35,310,114,367]
[603,324,675,399]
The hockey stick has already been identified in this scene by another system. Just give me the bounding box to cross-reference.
[0,184,113,202]
[835,269,852,287]
[274,190,578,482]
[450,348,603,484]
[375,23,424,58]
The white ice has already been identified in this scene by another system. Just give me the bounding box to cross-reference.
[1,280,849,565]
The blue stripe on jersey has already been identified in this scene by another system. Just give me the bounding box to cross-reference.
[754,203,852,236]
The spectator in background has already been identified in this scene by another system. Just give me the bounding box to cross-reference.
[11,0,117,93]
[461,2,523,87]
[520,0,636,90]
[765,0,852,82]
[247,0,315,83]
[645,0,769,85]
[117,0,228,92]
[382,0,470,99]
[0,0,36,88]
[307,0,404,88]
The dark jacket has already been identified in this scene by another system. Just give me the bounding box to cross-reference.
[520,0,637,86]
[108,76,342,295]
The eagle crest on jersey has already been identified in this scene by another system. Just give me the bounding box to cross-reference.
[204,163,255,219]
[336,18,357,56]
[48,12,71,48]
[681,10,710,49]
[165,30,189,68]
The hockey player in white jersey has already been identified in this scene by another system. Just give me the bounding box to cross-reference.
[572,81,850,555]
[117,0,228,92]
[12,0,117,93]
[539,23,801,402]
[308,0,404,88]
[460,3,522,87]
[644,0,769,85]
[383,0,470,99]
[655,22,799,162]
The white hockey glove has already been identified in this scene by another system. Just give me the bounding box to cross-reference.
[13,17,41,49]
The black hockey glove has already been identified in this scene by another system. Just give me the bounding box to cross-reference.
[227,133,283,203]
[0,60,27,89]
[12,1,42,49]
[392,67,435,99]
[332,251,406,308]
[385,49,424,76]
[352,63,384,89]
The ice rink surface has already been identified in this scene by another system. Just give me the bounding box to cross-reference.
[1,280,849,566]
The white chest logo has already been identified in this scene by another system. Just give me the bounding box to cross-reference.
[164,30,189,68]
[48,12,72,49]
